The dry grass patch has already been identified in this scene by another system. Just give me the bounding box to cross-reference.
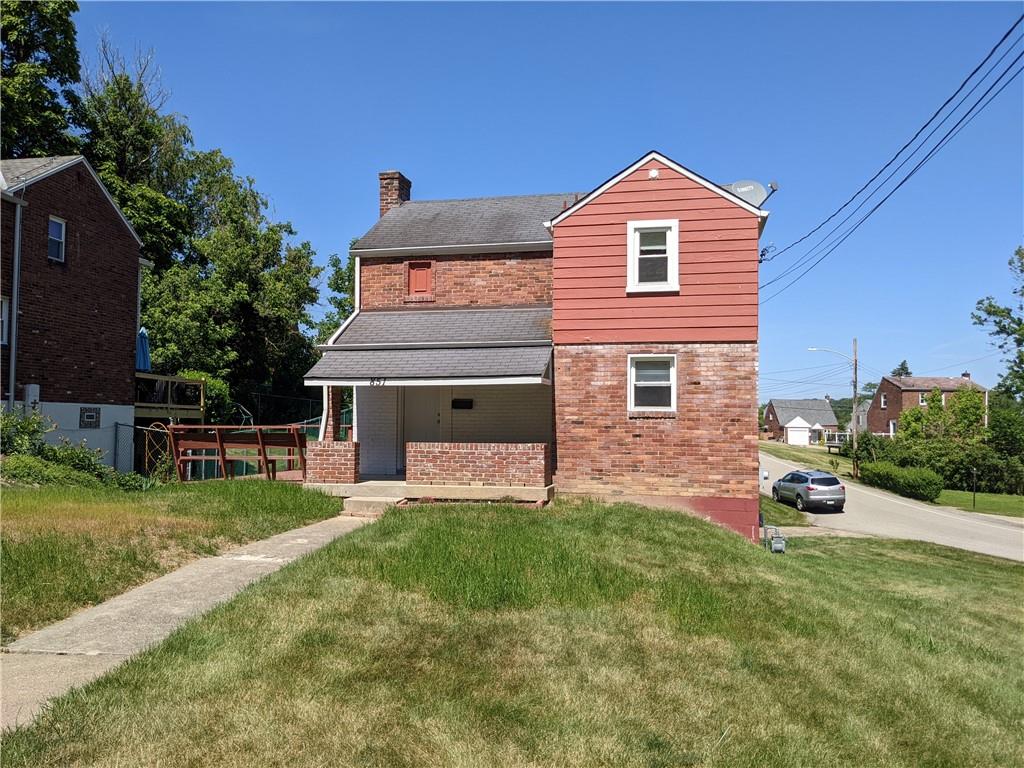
[1,481,342,641]
[4,498,1022,767]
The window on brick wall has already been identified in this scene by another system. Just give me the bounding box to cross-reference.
[627,219,678,293]
[407,261,433,297]
[628,354,676,412]
[1,296,9,345]
[48,216,66,262]
[880,393,887,409]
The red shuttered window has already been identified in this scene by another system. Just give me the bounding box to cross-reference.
[407,261,433,298]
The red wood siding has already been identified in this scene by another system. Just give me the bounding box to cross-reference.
[551,159,760,344]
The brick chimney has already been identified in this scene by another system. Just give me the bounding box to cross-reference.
[961,371,971,380]
[379,170,411,218]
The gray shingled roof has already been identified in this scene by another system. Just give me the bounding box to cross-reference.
[306,346,551,381]
[306,307,552,382]
[882,375,987,392]
[352,193,583,252]
[1,155,82,189]
[768,399,839,427]
[328,307,551,347]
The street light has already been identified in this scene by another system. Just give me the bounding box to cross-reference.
[808,338,859,478]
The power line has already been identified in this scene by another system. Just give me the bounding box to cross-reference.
[762,34,1024,290]
[760,56,1024,304]
[762,13,1023,266]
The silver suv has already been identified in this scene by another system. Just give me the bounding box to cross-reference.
[772,470,846,512]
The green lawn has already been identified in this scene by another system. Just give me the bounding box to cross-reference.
[0,481,342,642]
[937,489,1024,518]
[758,441,854,477]
[5,500,1022,767]
[759,493,810,526]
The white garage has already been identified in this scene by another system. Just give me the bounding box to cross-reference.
[783,416,812,446]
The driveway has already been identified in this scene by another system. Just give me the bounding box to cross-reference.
[759,452,1024,562]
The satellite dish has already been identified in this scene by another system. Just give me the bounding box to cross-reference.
[723,180,769,207]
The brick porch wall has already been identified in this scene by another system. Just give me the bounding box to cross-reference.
[306,440,360,483]
[553,343,759,499]
[406,442,551,486]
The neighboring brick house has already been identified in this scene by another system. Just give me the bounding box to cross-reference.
[866,373,989,436]
[764,399,838,444]
[1,155,145,469]
[305,151,771,540]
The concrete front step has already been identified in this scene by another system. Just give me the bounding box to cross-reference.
[342,496,405,517]
[308,481,554,503]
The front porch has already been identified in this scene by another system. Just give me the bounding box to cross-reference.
[305,383,554,502]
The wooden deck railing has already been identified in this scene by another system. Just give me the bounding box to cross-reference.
[166,424,308,481]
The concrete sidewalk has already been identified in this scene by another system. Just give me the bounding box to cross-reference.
[1,514,370,731]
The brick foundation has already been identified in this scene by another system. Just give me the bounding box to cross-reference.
[306,440,360,484]
[553,341,759,506]
[406,442,551,487]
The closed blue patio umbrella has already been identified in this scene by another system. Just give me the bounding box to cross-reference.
[136,327,152,372]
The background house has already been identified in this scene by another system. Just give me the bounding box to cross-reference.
[306,151,770,540]
[865,373,988,435]
[764,398,839,445]
[2,155,145,470]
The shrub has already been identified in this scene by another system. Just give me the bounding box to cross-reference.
[111,471,155,492]
[0,409,53,457]
[0,455,104,488]
[860,461,944,502]
[40,440,114,482]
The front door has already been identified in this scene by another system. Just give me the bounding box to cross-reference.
[401,387,441,470]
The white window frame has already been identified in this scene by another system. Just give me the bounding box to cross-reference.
[919,393,927,406]
[48,216,66,262]
[626,219,679,293]
[1,296,9,345]
[627,354,677,413]
[880,393,887,409]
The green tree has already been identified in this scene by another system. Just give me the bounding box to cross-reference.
[142,151,322,414]
[987,391,1024,459]
[973,247,1024,399]
[76,38,191,270]
[314,251,356,344]
[0,0,81,157]
[891,360,912,377]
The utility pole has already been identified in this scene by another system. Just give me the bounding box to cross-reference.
[851,337,859,479]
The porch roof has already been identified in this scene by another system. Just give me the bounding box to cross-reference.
[306,346,551,384]
[306,306,553,386]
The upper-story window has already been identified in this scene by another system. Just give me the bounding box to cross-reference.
[406,261,433,300]
[919,393,927,406]
[628,354,676,412]
[48,216,66,262]
[880,393,888,409]
[626,219,678,293]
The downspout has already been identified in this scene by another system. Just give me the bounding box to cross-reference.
[4,191,26,410]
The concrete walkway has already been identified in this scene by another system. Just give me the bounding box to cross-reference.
[1,514,370,731]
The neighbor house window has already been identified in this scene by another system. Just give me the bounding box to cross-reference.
[407,261,433,298]
[919,393,927,406]
[628,354,676,412]
[0,296,9,345]
[627,219,678,293]
[880,393,887,409]
[48,216,66,262]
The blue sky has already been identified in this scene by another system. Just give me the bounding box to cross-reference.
[76,2,1023,398]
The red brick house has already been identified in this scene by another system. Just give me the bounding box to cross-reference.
[305,151,770,540]
[1,155,145,469]
[866,373,989,436]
